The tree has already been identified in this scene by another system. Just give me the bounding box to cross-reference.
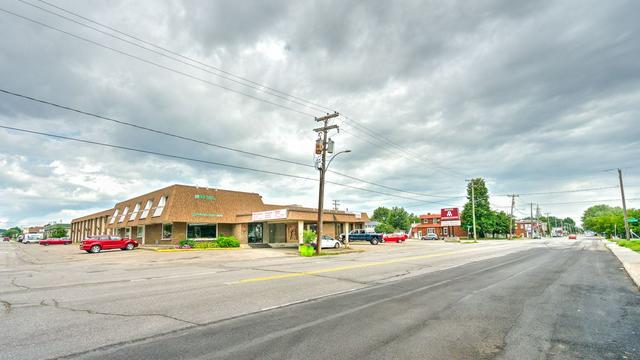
[50,226,68,238]
[461,178,493,238]
[582,205,626,238]
[2,227,22,239]
[386,207,413,231]
[371,207,391,223]
[374,223,395,234]
[494,211,512,237]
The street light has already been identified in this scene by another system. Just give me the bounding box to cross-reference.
[316,149,351,255]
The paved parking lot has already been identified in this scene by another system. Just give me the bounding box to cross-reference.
[3,238,634,359]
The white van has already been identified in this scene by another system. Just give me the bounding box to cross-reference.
[22,233,44,244]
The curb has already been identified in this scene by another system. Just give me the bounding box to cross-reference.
[604,240,640,289]
[140,247,242,253]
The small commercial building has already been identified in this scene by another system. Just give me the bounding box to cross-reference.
[43,223,70,238]
[410,213,468,238]
[71,184,368,246]
[515,220,546,238]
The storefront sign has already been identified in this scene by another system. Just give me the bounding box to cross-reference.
[194,194,215,201]
[441,220,461,226]
[192,213,223,217]
[441,208,460,221]
[252,209,288,221]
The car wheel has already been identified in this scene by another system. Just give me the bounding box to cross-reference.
[90,245,101,253]
[125,243,135,251]
[370,238,379,245]
[334,242,340,249]
[44,243,49,246]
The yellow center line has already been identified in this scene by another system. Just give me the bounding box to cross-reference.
[238,247,485,284]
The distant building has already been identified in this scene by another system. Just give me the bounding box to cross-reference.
[515,220,547,237]
[364,221,380,233]
[410,213,467,238]
[26,226,44,234]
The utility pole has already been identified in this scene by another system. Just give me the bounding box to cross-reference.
[508,194,519,239]
[530,202,534,239]
[314,112,339,255]
[618,168,631,240]
[332,200,340,211]
[466,179,477,241]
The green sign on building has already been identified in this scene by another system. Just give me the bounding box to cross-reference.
[194,194,215,201]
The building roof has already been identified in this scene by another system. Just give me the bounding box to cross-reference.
[419,213,441,219]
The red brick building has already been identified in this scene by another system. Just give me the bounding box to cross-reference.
[410,213,468,239]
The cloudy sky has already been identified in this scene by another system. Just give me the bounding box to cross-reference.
[1,0,639,228]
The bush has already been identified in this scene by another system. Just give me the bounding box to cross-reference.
[618,240,640,252]
[194,241,218,249]
[216,236,240,248]
[179,239,196,248]
[302,230,316,245]
[374,223,395,234]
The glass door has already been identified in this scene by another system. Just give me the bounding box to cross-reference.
[248,223,264,243]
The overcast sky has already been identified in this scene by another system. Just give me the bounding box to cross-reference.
[1,0,639,228]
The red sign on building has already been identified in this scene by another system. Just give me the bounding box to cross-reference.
[441,208,460,221]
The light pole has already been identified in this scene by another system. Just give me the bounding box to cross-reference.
[315,149,351,255]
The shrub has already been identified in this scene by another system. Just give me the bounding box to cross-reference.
[302,230,316,245]
[194,241,218,249]
[216,236,240,248]
[179,239,196,248]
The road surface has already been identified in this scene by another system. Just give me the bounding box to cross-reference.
[1,238,638,359]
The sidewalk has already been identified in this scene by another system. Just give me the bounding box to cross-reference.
[605,240,640,289]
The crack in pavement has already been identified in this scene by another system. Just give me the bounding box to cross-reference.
[1,299,11,314]
[39,298,200,327]
[10,277,31,291]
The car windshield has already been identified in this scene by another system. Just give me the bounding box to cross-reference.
[110,236,121,240]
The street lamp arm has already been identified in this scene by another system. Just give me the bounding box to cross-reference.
[325,150,351,171]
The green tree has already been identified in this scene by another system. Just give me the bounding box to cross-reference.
[386,207,412,231]
[371,207,390,223]
[49,226,68,238]
[461,178,493,238]
[374,223,395,234]
[2,227,22,239]
[582,205,624,237]
[494,211,512,237]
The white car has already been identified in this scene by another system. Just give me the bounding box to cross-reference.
[22,233,44,244]
[318,235,342,249]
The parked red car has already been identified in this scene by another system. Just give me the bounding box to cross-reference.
[383,233,408,243]
[568,234,577,240]
[80,235,138,253]
[40,238,72,246]
[3,237,10,242]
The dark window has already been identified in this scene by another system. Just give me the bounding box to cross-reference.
[187,224,217,239]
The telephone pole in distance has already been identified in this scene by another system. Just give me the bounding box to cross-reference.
[466,179,477,241]
[314,112,339,255]
[508,194,519,238]
[618,168,631,240]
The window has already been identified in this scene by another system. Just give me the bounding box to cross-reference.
[124,227,131,238]
[443,227,449,236]
[129,203,141,221]
[427,228,435,234]
[109,209,119,224]
[136,226,144,239]
[162,223,172,240]
[118,206,129,223]
[187,224,217,239]
[153,196,167,217]
[140,199,153,219]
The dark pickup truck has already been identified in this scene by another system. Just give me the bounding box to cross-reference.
[340,229,383,245]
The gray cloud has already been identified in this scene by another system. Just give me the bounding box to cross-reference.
[0,0,638,227]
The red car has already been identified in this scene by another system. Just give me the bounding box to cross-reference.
[568,234,577,240]
[383,233,408,243]
[80,235,138,253]
[3,237,10,242]
[40,238,72,246]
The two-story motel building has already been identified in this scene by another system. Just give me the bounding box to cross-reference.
[71,184,368,246]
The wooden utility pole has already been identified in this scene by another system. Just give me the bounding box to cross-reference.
[332,200,340,211]
[545,212,551,238]
[314,112,339,255]
[508,194,519,238]
[618,168,631,240]
[530,202,534,239]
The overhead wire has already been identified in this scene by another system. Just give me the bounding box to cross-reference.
[0,88,459,200]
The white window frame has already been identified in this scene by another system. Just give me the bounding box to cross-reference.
[129,202,141,221]
[153,196,167,217]
[109,209,119,224]
[140,199,153,219]
[118,206,129,223]
[427,228,435,234]
[162,223,172,240]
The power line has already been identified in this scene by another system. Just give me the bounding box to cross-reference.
[30,0,337,114]
[0,7,317,118]
[495,186,620,197]
[537,198,639,206]
[0,124,465,206]
[17,0,333,115]
[0,88,461,200]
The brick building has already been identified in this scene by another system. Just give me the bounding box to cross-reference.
[410,212,467,238]
[71,184,367,246]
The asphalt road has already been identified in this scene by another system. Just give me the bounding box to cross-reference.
[60,239,639,360]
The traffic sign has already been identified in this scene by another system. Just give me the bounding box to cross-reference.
[628,218,638,223]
